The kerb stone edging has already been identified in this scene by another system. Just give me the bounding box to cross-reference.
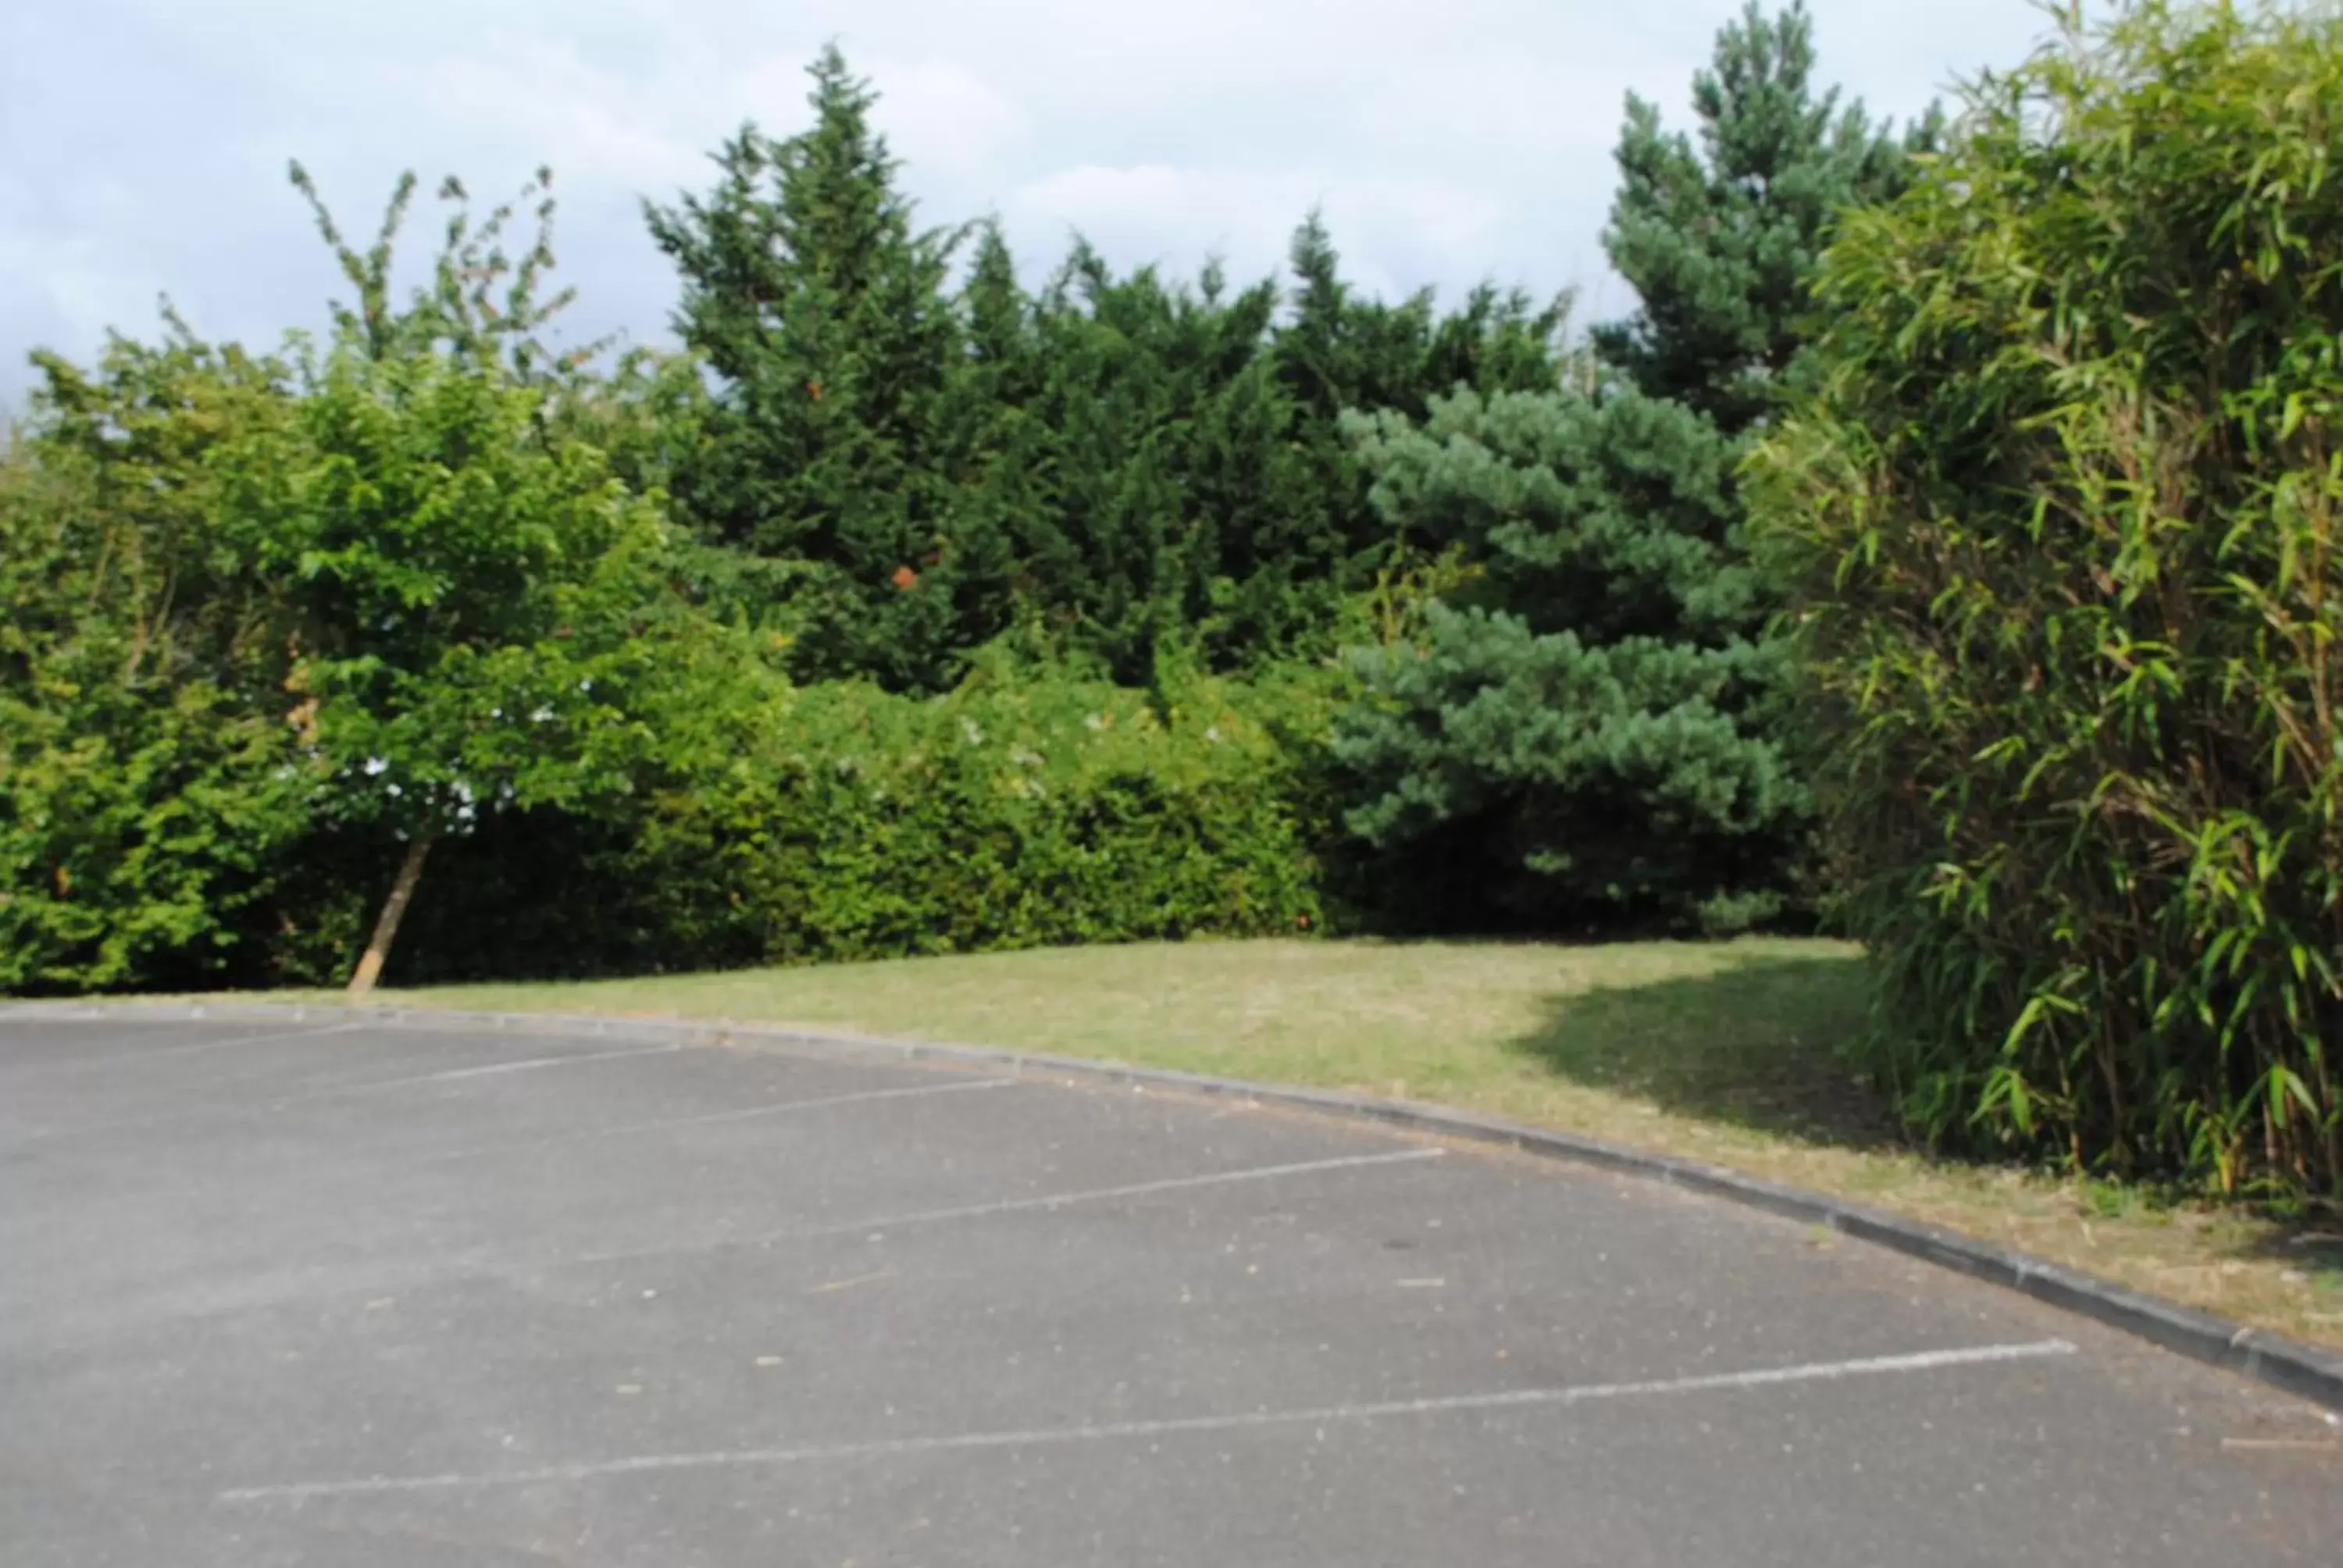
[17,996,2343,1415]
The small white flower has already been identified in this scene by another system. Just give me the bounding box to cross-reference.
[531,705,555,723]
[579,678,594,693]
[1082,714,1106,732]
[1204,726,1222,743]
[362,757,388,777]
[385,783,402,798]
[961,718,985,746]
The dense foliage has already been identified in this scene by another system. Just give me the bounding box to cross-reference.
[0,336,314,991]
[1750,0,2343,1196]
[619,661,1339,968]
[1327,0,1927,935]
[220,660,1345,988]
[0,5,1917,991]
[647,47,1566,693]
[32,4,2329,1206]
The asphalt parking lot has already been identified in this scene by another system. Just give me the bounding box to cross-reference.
[3,1008,2338,1566]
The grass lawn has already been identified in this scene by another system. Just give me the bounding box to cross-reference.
[280,935,2341,1349]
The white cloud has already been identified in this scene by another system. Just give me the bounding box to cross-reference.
[388,41,704,193]
[2,0,2059,395]
[864,58,1032,186]
[1001,162,1514,301]
[1004,164,1314,264]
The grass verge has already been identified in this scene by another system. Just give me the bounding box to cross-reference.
[274,935,2342,1347]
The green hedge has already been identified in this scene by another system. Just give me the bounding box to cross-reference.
[198,662,1344,988]
[615,666,1333,970]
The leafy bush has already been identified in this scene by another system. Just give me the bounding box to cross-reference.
[222,328,727,996]
[0,166,778,997]
[1749,0,2343,1196]
[619,659,1332,968]
[0,336,319,994]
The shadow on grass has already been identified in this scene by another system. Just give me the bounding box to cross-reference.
[1503,943,2343,1337]
[1509,947,1906,1152]
[2224,1217,2343,1302]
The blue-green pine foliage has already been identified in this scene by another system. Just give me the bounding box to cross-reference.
[1332,1,1932,934]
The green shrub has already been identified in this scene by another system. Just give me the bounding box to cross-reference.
[0,679,315,993]
[615,660,1333,968]
[1749,0,2343,1196]
[0,337,322,995]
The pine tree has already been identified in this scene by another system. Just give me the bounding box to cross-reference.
[1330,2,1923,933]
[645,45,1000,690]
[1594,0,1936,432]
[1334,386,1806,933]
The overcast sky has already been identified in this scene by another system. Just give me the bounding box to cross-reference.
[2,0,2062,405]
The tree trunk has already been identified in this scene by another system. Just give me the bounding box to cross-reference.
[346,835,433,1003]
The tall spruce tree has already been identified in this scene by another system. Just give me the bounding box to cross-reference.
[939,219,1068,654]
[646,45,1004,690]
[1331,2,1925,933]
[1595,0,1936,431]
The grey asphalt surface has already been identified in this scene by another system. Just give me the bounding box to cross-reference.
[2,1012,2338,1566]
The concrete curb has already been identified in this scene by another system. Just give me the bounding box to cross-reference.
[17,996,2343,1414]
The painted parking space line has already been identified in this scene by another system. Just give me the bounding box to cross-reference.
[778,1146,1450,1241]
[280,1042,690,1103]
[216,1337,2080,1502]
[5,1041,699,1147]
[2,1021,366,1074]
[561,1146,1447,1270]
[414,1076,1020,1164]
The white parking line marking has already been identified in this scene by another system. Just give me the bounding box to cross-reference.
[280,1042,687,1103]
[215,1338,2080,1502]
[5,1042,694,1147]
[778,1147,1446,1240]
[8,1021,364,1071]
[563,1147,1446,1270]
[416,1077,1018,1164]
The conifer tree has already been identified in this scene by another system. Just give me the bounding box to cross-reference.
[644,48,1589,686]
[1271,212,1568,654]
[1331,2,1924,932]
[646,45,1001,690]
[1015,248,1304,680]
[1595,0,1936,431]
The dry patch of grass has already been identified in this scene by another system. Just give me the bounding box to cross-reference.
[269,935,2342,1346]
